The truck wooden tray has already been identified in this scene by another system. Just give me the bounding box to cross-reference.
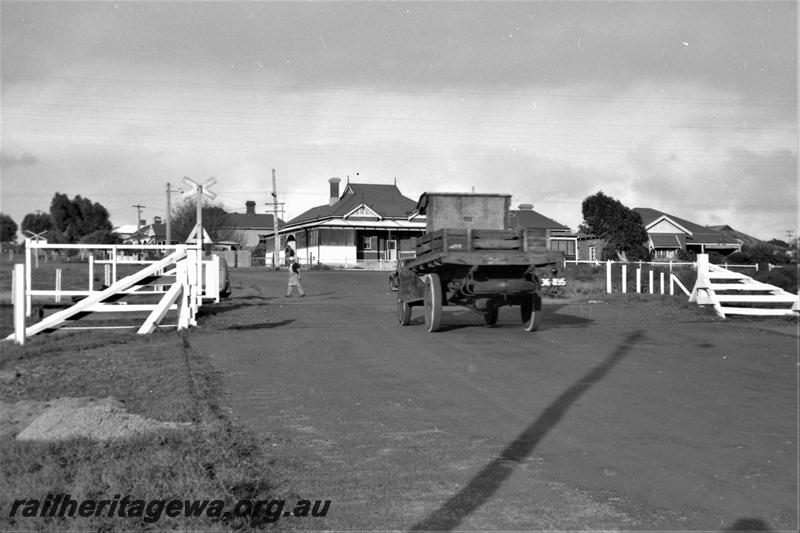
[408,228,562,273]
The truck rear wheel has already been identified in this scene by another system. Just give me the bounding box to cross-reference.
[397,298,412,326]
[424,273,443,332]
[521,292,542,332]
[484,301,498,326]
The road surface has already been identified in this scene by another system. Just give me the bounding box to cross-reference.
[191,269,797,531]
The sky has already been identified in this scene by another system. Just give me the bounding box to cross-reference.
[1,0,797,241]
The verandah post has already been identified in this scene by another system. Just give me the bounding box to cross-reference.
[606,260,612,293]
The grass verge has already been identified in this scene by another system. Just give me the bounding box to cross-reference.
[0,329,297,531]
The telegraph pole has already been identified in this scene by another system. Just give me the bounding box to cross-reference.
[166,184,171,245]
[271,169,280,269]
[132,204,146,232]
[165,183,175,245]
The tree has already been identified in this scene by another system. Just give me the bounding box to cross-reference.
[0,213,18,243]
[79,229,122,245]
[728,242,789,266]
[580,191,650,261]
[169,198,233,244]
[21,211,54,238]
[49,193,113,243]
[767,238,790,248]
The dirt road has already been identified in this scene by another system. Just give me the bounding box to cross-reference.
[191,269,797,531]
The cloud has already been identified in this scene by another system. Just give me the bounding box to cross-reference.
[3,2,795,99]
[1,152,39,169]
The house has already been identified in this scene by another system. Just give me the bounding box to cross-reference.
[124,217,166,245]
[706,225,763,248]
[508,204,576,259]
[223,201,281,249]
[634,208,742,260]
[575,234,606,262]
[280,178,426,266]
[111,224,141,242]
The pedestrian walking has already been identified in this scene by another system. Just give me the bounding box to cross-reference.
[286,261,305,297]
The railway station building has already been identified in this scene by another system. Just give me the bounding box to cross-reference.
[279,178,427,268]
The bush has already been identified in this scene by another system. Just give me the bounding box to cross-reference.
[753,266,798,293]
[707,251,728,264]
[676,249,697,262]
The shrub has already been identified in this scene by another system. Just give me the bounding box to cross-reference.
[707,251,728,264]
[753,266,798,293]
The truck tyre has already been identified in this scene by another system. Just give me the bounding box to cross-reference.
[521,292,542,332]
[397,298,412,326]
[424,273,443,332]
[484,301,499,326]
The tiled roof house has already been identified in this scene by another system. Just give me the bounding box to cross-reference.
[508,203,577,259]
[124,219,166,245]
[223,201,281,248]
[634,208,742,260]
[279,178,426,266]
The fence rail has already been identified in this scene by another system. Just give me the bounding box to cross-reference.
[7,239,220,344]
[563,259,759,270]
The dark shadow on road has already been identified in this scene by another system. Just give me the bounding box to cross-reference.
[408,304,595,332]
[536,304,594,330]
[225,319,295,330]
[409,329,644,532]
[234,295,276,302]
[197,300,276,317]
[722,518,772,531]
[299,291,340,299]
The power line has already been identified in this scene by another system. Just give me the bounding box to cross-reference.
[5,72,794,107]
[5,100,796,132]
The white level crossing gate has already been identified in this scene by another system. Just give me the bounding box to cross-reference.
[6,240,221,345]
[690,254,799,318]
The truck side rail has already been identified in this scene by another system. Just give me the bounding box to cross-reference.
[416,228,549,256]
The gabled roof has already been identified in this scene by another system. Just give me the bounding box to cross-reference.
[633,208,731,245]
[225,213,280,230]
[649,233,686,249]
[707,225,762,246]
[112,224,140,235]
[285,183,418,227]
[343,203,382,220]
[509,209,570,232]
[129,222,166,240]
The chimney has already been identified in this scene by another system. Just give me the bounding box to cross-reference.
[518,203,534,211]
[329,177,341,206]
[153,216,162,225]
[245,200,256,215]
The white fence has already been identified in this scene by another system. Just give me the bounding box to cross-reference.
[689,255,799,317]
[564,258,759,271]
[6,239,220,345]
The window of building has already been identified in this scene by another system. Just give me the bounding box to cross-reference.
[551,238,576,258]
[588,245,596,261]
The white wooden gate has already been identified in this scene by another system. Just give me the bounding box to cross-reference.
[690,254,799,318]
[6,240,220,345]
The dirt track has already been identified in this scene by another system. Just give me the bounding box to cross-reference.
[191,269,798,531]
